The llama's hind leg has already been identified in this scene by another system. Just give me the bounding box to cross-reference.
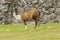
[34,20,37,29]
[37,19,40,27]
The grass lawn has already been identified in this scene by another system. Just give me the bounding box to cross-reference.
[0,23,60,40]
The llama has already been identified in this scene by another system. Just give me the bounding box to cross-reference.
[13,8,40,30]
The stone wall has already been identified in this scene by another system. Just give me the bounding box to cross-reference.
[0,0,60,24]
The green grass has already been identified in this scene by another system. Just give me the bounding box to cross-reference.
[0,23,60,40]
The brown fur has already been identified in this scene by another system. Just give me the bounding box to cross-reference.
[21,9,40,29]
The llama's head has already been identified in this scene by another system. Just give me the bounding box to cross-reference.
[13,11,22,22]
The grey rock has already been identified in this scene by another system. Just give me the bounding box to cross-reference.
[18,7,24,13]
[55,8,60,15]
[32,0,38,4]
[50,13,56,19]
[0,0,60,24]
[26,0,32,5]
[39,0,44,3]
[55,15,60,23]
[57,2,60,8]
[48,19,55,23]
[48,8,55,13]
[0,0,5,4]
[41,15,48,23]
[23,5,30,11]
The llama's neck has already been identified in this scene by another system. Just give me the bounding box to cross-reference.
[13,12,22,21]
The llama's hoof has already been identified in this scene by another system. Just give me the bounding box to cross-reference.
[25,28,27,30]
[25,26,28,30]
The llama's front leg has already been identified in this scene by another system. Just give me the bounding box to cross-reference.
[25,25,27,30]
[24,21,27,30]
